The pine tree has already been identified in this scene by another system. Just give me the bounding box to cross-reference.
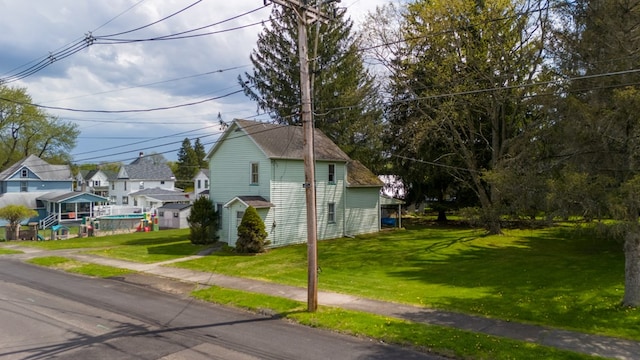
[193,138,208,169]
[235,206,269,253]
[175,138,198,190]
[187,196,218,245]
[239,5,384,171]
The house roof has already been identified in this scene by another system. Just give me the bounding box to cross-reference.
[36,191,109,203]
[194,168,209,180]
[224,195,275,209]
[346,160,384,188]
[129,187,190,202]
[159,203,192,211]
[208,119,351,162]
[118,154,175,180]
[0,155,72,181]
[0,192,43,209]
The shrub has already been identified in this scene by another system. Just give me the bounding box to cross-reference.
[187,196,218,245]
[235,206,269,253]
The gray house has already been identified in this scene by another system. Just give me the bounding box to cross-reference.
[206,119,383,248]
[110,153,176,206]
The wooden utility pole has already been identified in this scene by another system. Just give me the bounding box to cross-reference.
[264,0,333,312]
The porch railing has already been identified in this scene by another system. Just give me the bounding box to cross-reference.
[39,213,58,230]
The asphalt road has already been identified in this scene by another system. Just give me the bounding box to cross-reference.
[0,259,443,359]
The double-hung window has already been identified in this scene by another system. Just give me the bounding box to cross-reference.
[328,164,335,184]
[327,202,336,223]
[250,162,259,185]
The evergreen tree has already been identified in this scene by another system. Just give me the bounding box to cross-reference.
[187,196,218,245]
[175,138,198,190]
[551,0,640,306]
[193,138,208,169]
[239,5,384,171]
[235,206,269,253]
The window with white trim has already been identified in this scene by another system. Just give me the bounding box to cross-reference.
[20,181,28,192]
[21,169,28,178]
[250,162,259,185]
[236,211,245,228]
[328,202,336,223]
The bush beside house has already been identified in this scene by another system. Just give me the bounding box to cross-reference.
[236,206,270,253]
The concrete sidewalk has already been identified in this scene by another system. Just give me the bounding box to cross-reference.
[4,245,640,360]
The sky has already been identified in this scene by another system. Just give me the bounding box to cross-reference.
[0,0,391,165]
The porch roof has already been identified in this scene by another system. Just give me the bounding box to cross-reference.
[37,191,109,204]
[224,196,275,209]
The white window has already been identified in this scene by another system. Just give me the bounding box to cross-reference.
[205,179,209,188]
[21,169,28,178]
[173,212,179,218]
[250,163,259,185]
[20,181,28,192]
[197,179,202,189]
[328,164,335,183]
[122,196,129,205]
[328,202,335,223]
[159,211,165,217]
[93,180,101,186]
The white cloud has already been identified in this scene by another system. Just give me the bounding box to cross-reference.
[1,0,394,163]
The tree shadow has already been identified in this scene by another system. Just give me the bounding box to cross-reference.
[384,226,640,338]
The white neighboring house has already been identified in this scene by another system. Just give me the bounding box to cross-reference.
[129,187,191,213]
[75,169,114,198]
[109,152,176,207]
[193,169,209,199]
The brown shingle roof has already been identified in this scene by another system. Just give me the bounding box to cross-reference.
[234,119,351,162]
[347,160,384,187]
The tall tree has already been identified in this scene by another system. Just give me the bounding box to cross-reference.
[551,0,640,306]
[378,0,550,233]
[193,138,208,169]
[0,85,79,170]
[239,4,384,170]
[175,138,198,190]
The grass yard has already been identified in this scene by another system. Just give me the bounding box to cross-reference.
[173,224,640,341]
[2,229,209,263]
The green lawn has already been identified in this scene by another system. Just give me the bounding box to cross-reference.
[173,224,640,341]
[2,229,209,263]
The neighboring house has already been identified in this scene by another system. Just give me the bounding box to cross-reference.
[110,152,176,206]
[193,169,209,198]
[129,187,191,213]
[157,203,192,229]
[0,155,107,228]
[205,119,383,248]
[76,169,115,197]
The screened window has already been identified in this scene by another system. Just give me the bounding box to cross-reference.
[250,163,259,185]
[328,202,335,223]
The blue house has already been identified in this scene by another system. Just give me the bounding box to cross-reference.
[0,155,108,228]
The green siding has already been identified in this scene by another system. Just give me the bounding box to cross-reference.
[209,126,381,247]
[345,187,381,235]
[209,130,271,244]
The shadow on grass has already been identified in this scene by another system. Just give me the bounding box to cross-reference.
[385,226,640,339]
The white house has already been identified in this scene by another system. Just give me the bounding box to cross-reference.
[76,169,114,197]
[110,152,176,206]
[205,119,383,248]
[193,169,209,198]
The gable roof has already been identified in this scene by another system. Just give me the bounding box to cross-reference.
[207,119,351,162]
[118,154,175,180]
[0,155,72,181]
[224,195,275,209]
[129,187,189,202]
[346,160,384,188]
[158,203,192,211]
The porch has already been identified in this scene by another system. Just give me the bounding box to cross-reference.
[37,191,109,229]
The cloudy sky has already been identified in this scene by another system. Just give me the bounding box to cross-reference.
[0,0,391,164]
